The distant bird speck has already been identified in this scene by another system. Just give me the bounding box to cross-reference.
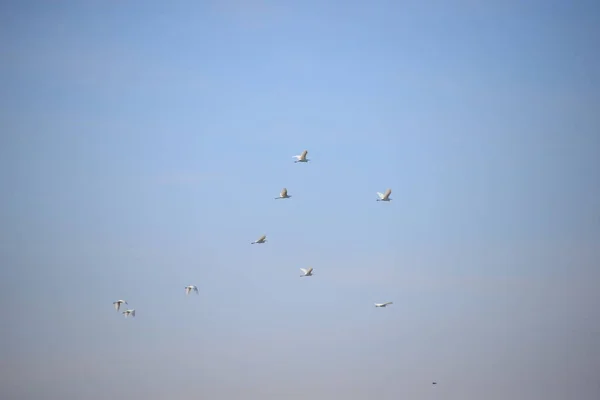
[375,302,393,307]
[113,300,127,311]
[251,235,267,244]
[293,150,309,163]
[376,188,392,202]
[275,188,291,199]
[122,309,136,318]
[300,267,314,277]
[185,285,199,295]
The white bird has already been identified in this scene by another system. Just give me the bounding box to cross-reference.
[300,267,314,277]
[113,300,128,311]
[293,150,310,163]
[275,188,291,199]
[185,285,199,295]
[251,235,267,244]
[122,309,136,318]
[376,188,392,201]
[375,302,393,308]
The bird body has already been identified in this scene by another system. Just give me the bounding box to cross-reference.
[375,302,393,307]
[113,300,127,311]
[185,285,199,295]
[275,188,291,199]
[251,235,267,244]
[300,267,314,277]
[376,188,392,201]
[122,309,136,318]
[293,150,309,163]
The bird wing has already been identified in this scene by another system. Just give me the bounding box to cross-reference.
[258,235,266,242]
[131,310,135,317]
[384,302,393,306]
[113,302,120,311]
[194,286,199,294]
[300,268,307,274]
[185,287,191,295]
[281,188,287,197]
[377,192,384,199]
[301,150,308,159]
[383,188,392,199]
[306,267,313,274]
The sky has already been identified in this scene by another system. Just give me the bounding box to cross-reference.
[1,0,599,399]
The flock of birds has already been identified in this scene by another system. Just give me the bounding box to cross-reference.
[109,148,441,386]
[111,149,394,313]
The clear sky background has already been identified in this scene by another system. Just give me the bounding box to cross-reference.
[1,1,599,399]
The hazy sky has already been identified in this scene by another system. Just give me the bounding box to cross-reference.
[1,1,599,399]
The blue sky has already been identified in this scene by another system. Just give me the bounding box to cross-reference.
[1,1,599,399]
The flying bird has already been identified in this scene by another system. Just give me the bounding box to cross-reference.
[275,188,291,199]
[375,302,393,308]
[293,150,309,163]
[251,235,267,244]
[122,309,136,318]
[300,267,313,277]
[432,382,437,385]
[376,188,392,201]
[113,300,127,311]
[185,285,199,295]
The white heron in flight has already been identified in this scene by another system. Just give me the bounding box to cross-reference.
[300,267,313,277]
[113,300,128,311]
[122,309,136,318]
[376,188,392,201]
[375,302,393,308]
[185,285,199,295]
[251,235,267,244]
[293,150,309,163]
[275,188,291,199]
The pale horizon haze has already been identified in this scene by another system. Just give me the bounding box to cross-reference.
[1,1,599,399]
